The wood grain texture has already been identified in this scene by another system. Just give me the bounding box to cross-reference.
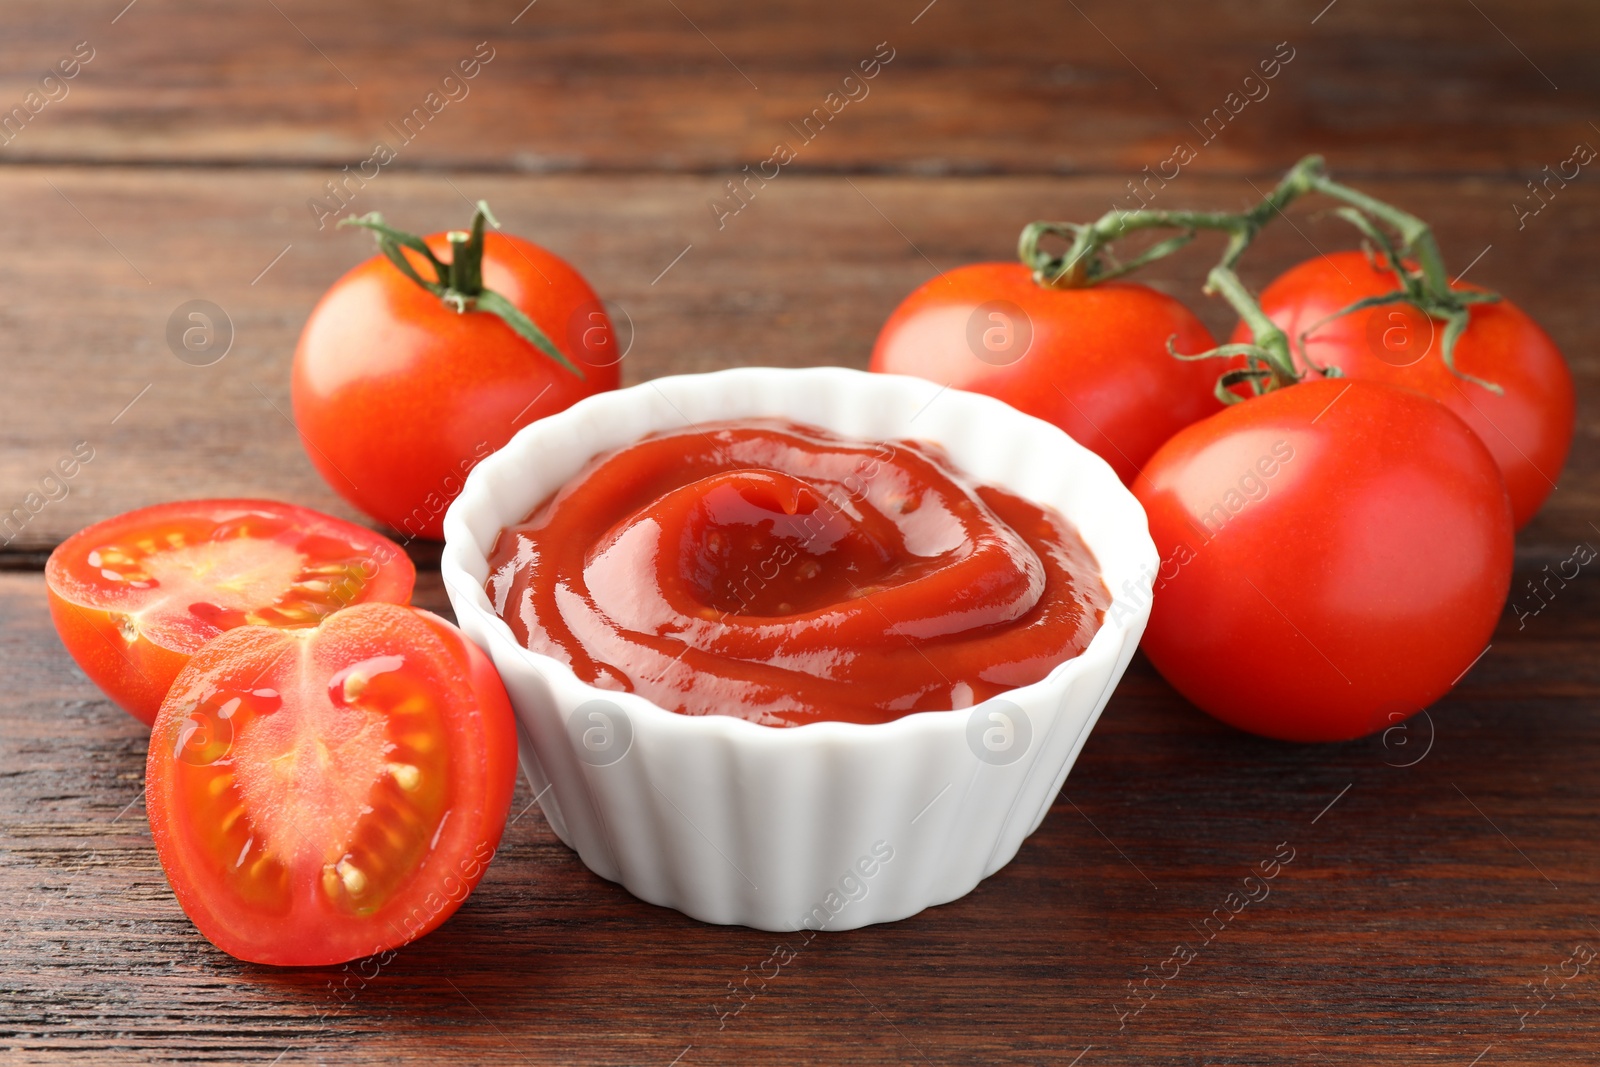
[0,0,1593,175]
[3,0,1598,1062]
[2,561,1598,1065]
[0,168,1595,553]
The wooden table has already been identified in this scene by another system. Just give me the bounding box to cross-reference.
[2,2,1597,1063]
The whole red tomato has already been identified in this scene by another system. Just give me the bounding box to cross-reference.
[870,263,1222,483]
[1133,379,1514,742]
[294,205,620,540]
[1231,250,1574,528]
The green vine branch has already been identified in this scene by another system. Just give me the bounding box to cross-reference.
[1017,155,1501,401]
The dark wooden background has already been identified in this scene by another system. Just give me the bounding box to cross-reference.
[2,1,1597,1063]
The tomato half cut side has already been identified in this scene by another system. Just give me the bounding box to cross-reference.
[146,603,518,966]
[46,499,416,725]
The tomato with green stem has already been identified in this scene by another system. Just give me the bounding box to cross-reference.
[146,602,518,966]
[1013,156,1569,529]
[1229,250,1574,528]
[1001,157,1526,739]
[293,202,620,541]
[46,499,415,726]
[1132,379,1514,742]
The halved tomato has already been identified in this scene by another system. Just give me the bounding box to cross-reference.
[146,602,518,966]
[46,500,416,725]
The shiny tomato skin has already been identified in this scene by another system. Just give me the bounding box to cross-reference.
[870,263,1223,483]
[1133,380,1513,742]
[1231,251,1574,528]
[293,231,621,541]
[46,499,415,726]
[146,603,518,966]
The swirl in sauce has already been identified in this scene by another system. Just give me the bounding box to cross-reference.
[487,420,1108,726]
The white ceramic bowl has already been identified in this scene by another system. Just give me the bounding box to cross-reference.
[441,367,1156,931]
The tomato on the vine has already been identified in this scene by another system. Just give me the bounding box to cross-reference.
[1133,379,1514,742]
[46,499,415,726]
[1231,250,1574,527]
[294,203,620,541]
[870,262,1222,483]
[146,602,518,966]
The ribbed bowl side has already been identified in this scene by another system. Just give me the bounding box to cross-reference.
[442,367,1156,931]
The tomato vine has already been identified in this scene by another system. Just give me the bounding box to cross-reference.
[1016,155,1503,403]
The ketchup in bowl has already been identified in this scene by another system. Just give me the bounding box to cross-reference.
[486,420,1108,726]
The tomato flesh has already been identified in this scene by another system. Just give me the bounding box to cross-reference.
[146,603,517,966]
[46,500,415,726]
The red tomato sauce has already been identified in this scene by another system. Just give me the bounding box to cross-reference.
[486,421,1108,726]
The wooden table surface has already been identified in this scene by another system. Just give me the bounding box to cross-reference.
[3,2,1597,1063]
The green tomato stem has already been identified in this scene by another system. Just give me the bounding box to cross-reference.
[338,202,583,380]
[1016,154,1499,397]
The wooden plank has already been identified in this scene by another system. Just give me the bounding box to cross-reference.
[0,167,1595,552]
[2,3,1595,1062]
[2,553,1598,1064]
[0,0,1594,174]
